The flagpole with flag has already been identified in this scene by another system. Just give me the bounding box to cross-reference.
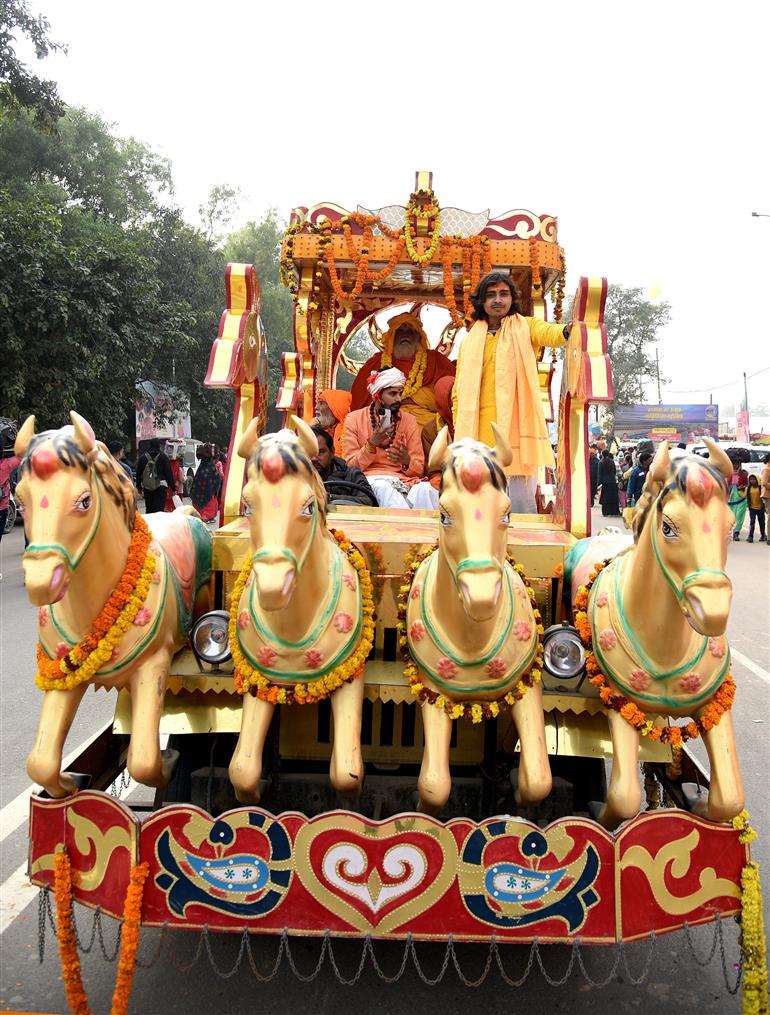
[735,373,751,442]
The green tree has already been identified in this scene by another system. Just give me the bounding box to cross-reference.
[0,106,173,223]
[0,0,65,130]
[223,210,294,407]
[0,186,183,437]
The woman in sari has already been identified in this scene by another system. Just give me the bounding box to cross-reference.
[190,444,220,522]
[727,455,749,540]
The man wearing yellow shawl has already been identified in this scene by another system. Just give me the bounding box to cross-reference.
[452,273,571,512]
[350,312,455,429]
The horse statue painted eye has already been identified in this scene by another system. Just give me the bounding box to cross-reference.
[439,511,453,528]
[75,493,92,512]
[300,498,315,518]
[661,519,677,539]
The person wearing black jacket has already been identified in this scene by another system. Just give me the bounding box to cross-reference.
[136,438,174,513]
[311,427,378,507]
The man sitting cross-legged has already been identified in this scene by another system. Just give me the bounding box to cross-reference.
[343,368,425,508]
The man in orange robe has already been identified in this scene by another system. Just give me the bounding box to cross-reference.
[350,313,455,429]
[344,368,425,508]
[311,389,352,456]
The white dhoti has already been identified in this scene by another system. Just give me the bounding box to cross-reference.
[407,481,439,510]
[366,475,412,509]
[507,475,538,514]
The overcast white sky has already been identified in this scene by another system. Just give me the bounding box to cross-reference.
[21,1,770,417]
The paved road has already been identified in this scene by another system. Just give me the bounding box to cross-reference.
[0,510,767,1014]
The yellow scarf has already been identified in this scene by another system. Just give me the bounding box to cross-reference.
[454,315,554,476]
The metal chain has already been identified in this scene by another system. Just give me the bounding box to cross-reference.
[72,904,122,962]
[244,928,287,982]
[715,916,743,996]
[325,931,371,986]
[36,887,745,997]
[283,930,330,982]
[533,938,578,986]
[492,938,537,987]
[407,934,452,986]
[448,936,494,987]
[365,935,411,984]
[682,919,721,967]
[108,769,133,799]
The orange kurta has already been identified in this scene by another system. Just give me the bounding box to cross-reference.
[343,407,425,482]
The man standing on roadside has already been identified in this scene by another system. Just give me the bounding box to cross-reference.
[761,453,770,546]
[136,438,174,514]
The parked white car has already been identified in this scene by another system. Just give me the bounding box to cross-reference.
[691,442,768,481]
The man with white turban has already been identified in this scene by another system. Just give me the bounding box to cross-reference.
[343,368,425,508]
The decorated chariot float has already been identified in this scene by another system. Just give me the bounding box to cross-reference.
[19,174,766,1013]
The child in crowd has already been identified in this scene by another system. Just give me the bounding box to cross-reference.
[746,475,766,543]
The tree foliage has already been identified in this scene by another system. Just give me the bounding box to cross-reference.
[0,17,297,450]
[0,0,65,130]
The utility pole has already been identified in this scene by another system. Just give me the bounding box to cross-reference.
[655,348,662,405]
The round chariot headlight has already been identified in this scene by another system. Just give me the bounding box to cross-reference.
[191,610,231,665]
[542,623,585,680]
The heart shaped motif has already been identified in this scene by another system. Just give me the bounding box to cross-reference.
[295,814,457,933]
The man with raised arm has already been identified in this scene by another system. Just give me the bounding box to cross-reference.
[344,368,425,508]
[452,272,571,512]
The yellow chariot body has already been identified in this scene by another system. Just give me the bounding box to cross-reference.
[26,175,761,1007]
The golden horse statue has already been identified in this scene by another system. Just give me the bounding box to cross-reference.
[228,417,374,804]
[566,439,742,829]
[403,426,552,815]
[15,413,212,798]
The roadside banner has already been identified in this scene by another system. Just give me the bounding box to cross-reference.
[614,404,719,443]
[135,381,191,442]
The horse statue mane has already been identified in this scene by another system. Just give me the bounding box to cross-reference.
[243,424,329,520]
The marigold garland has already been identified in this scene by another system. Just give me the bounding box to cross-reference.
[738,854,768,1014]
[397,544,544,723]
[54,849,149,1015]
[36,515,156,692]
[230,528,374,704]
[574,560,736,745]
[404,195,441,266]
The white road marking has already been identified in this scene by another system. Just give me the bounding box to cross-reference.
[0,719,114,843]
[731,647,770,685]
[0,861,37,935]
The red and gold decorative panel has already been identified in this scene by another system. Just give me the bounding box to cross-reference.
[29,795,747,943]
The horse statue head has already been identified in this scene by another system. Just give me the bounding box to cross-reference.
[238,415,328,612]
[632,438,734,636]
[15,412,135,607]
[427,423,512,622]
